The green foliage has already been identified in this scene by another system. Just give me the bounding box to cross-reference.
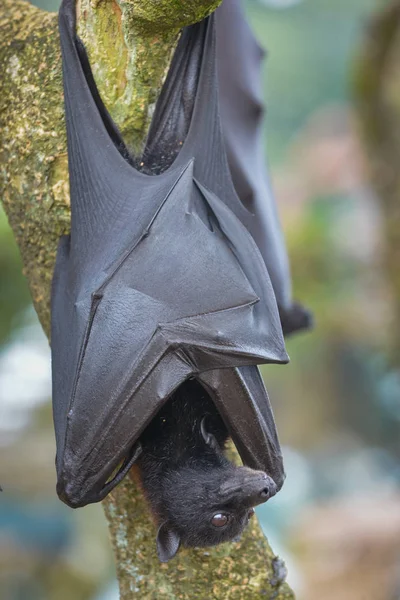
[245,0,378,159]
[29,0,60,10]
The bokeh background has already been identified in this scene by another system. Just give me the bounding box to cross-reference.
[1,0,399,599]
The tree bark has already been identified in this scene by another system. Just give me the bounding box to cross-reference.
[354,0,400,362]
[0,1,295,598]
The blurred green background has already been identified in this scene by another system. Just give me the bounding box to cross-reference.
[1,1,399,599]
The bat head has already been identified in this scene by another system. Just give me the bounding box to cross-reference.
[155,420,276,562]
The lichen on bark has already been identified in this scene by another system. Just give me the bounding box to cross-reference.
[0,0,67,336]
[0,1,295,598]
[76,1,178,152]
[75,0,222,152]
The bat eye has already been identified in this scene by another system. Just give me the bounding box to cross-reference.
[211,513,229,527]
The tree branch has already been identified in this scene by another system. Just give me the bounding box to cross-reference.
[0,1,295,597]
[76,0,221,152]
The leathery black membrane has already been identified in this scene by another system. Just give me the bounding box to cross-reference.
[52,0,310,508]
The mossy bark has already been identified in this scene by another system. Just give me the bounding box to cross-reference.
[0,1,295,598]
[76,0,221,152]
[354,0,400,363]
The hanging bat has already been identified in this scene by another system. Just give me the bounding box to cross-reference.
[54,0,287,509]
[52,0,309,559]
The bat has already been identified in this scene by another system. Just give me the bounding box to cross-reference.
[54,0,289,518]
[52,0,313,558]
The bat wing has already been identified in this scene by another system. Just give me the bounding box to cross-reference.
[54,1,288,508]
[53,160,288,507]
[199,365,285,491]
[215,0,312,335]
[142,0,312,335]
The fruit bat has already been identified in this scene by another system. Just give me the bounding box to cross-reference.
[52,0,306,511]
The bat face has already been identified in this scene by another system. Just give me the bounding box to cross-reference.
[156,465,275,562]
[136,379,279,562]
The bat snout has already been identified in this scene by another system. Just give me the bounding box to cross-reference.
[219,467,277,508]
[242,471,277,507]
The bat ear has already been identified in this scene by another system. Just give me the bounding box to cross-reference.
[156,522,181,563]
[200,416,221,452]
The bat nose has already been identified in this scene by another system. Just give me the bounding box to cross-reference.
[219,468,278,507]
[243,471,277,507]
[260,487,270,499]
[259,473,276,499]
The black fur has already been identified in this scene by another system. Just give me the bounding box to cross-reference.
[136,379,276,562]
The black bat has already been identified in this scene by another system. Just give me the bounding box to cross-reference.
[52,0,309,556]
[54,0,287,507]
